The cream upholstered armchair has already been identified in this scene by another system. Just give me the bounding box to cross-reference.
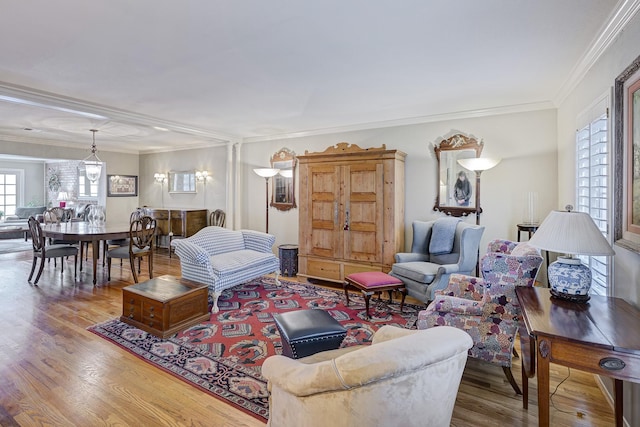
[262,325,472,427]
[390,219,485,304]
[417,240,543,395]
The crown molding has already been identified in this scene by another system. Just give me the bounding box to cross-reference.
[0,82,239,143]
[0,133,140,155]
[554,0,640,105]
[242,101,555,143]
[137,140,232,155]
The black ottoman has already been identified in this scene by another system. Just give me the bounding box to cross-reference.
[273,309,347,359]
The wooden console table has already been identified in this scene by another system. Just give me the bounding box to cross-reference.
[516,286,640,426]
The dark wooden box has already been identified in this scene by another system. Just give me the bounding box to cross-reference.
[121,275,210,338]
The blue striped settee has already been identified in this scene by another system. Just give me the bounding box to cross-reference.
[171,226,280,313]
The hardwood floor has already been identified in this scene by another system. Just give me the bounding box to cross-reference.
[0,246,615,426]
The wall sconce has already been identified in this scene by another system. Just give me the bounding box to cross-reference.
[196,170,209,207]
[195,170,209,182]
[154,173,167,207]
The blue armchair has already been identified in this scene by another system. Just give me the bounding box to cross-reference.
[389,219,484,304]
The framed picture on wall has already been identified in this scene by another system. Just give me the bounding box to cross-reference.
[614,53,640,252]
[107,175,138,197]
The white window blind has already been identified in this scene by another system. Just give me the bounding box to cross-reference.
[576,97,610,296]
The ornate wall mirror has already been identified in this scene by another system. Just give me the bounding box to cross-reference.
[270,148,297,211]
[168,170,196,193]
[433,133,483,217]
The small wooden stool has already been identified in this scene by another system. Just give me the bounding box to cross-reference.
[344,271,406,319]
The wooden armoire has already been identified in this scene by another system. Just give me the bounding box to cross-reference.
[297,143,406,283]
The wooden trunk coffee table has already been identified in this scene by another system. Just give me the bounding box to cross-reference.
[121,275,210,338]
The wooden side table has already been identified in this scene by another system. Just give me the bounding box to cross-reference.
[516,223,539,241]
[516,286,640,427]
[278,244,299,277]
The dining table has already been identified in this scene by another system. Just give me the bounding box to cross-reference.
[41,221,131,285]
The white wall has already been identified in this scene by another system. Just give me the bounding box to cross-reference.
[240,109,558,254]
[138,145,228,214]
[556,10,640,424]
[0,140,139,222]
[0,158,45,207]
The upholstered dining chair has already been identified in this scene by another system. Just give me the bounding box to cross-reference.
[106,216,156,283]
[209,209,226,227]
[27,216,78,285]
[417,240,543,395]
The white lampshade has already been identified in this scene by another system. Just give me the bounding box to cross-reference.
[196,170,209,181]
[253,168,280,178]
[457,157,502,172]
[279,169,293,178]
[528,209,614,256]
[57,191,69,201]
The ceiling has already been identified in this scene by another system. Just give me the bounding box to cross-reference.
[0,0,633,155]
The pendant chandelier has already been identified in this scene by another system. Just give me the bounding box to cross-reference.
[82,129,102,182]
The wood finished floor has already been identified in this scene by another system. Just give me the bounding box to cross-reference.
[0,245,616,426]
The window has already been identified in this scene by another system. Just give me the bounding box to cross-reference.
[77,166,99,198]
[0,170,19,216]
[576,95,611,296]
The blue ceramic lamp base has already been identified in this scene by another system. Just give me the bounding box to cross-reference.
[548,257,592,303]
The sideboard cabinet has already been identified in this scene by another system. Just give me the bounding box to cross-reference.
[143,208,208,243]
[297,143,406,282]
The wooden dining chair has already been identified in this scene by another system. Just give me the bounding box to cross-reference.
[27,216,78,285]
[209,209,226,227]
[42,207,78,267]
[102,207,148,265]
[106,216,156,283]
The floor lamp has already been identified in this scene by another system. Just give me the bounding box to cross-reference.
[456,157,501,225]
[253,168,280,233]
[457,157,501,276]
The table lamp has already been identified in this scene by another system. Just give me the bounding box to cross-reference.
[57,191,69,207]
[527,205,615,302]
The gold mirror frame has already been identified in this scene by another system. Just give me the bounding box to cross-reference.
[433,134,483,217]
[270,148,297,211]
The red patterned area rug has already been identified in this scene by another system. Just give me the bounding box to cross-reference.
[88,276,420,422]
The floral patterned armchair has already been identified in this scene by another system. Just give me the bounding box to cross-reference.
[416,239,543,395]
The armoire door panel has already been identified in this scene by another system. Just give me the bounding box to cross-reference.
[347,231,379,262]
[310,229,337,257]
[343,163,383,263]
[308,165,342,259]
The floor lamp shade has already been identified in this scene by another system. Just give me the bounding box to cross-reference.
[528,208,615,302]
[253,168,280,233]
